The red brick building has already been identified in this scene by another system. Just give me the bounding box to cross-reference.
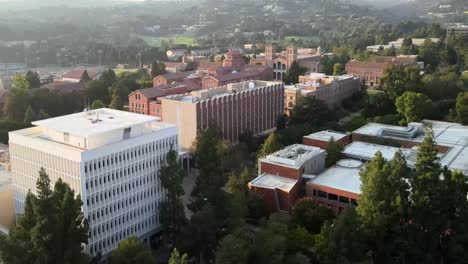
[153,71,197,87]
[249,144,326,215]
[345,55,418,87]
[303,130,351,149]
[128,84,195,117]
[306,159,362,215]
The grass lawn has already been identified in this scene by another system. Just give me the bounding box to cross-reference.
[136,34,198,47]
[367,89,384,98]
[113,68,139,75]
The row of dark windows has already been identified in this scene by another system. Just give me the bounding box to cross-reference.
[89,204,157,238]
[312,189,358,206]
[84,139,174,174]
[85,161,161,191]
[89,217,156,255]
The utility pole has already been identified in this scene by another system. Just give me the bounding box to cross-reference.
[98,50,103,67]
[137,52,142,68]
[56,53,61,67]
[73,55,77,69]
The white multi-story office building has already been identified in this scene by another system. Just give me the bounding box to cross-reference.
[9,108,178,256]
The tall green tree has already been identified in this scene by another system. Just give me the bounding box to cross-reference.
[381,65,422,100]
[86,80,110,104]
[91,100,106,109]
[159,148,186,246]
[0,168,89,264]
[25,70,41,88]
[81,70,92,83]
[257,133,283,159]
[151,61,166,78]
[169,248,188,264]
[283,61,307,85]
[110,236,155,264]
[109,90,124,110]
[289,96,331,126]
[99,69,117,88]
[190,127,226,212]
[455,92,468,125]
[314,207,366,264]
[292,198,334,234]
[325,138,343,167]
[3,75,31,121]
[215,229,251,264]
[357,151,410,263]
[23,105,36,125]
[332,63,344,76]
[395,91,432,123]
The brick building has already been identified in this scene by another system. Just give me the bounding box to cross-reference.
[250,43,323,80]
[345,56,418,87]
[303,130,351,149]
[306,159,362,215]
[128,84,196,117]
[152,71,198,87]
[284,73,360,115]
[250,144,326,215]
[161,81,284,149]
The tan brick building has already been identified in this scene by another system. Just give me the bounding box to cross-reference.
[161,81,284,149]
[284,73,361,115]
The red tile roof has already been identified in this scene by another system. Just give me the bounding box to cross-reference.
[62,70,99,80]
[43,81,86,95]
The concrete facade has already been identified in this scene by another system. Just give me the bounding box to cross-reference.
[9,109,178,257]
[162,81,284,150]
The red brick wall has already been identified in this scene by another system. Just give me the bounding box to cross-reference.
[303,134,351,149]
[153,76,168,86]
[128,91,150,115]
[306,182,360,215]
[260,161,302,180]
[249,180,302,215]
[202,78,219,89]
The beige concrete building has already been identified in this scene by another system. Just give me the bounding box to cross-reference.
[162,81,284,149]
[284,73,360,115]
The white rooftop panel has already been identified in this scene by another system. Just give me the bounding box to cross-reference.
[32,108,161,137]
[305,130,348,142]
[249,173,298,192]
[343,141,411,161]
[309,159,363,194]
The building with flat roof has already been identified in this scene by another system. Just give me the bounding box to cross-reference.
[285,73,360,114]
[306,159,362,214]
[352,120,468,175]
[250,144,326,215]
[345,56,418,87]
[342,141,412,162]
[447,24,468,38]
[303,130,351,149]
[162,81,284,149]
[9,108,178,256]
[248,173,301,215]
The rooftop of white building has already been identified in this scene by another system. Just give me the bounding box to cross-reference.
[165,80,282,103]
[249,173,298,192]
[31,108,166,137]
[308,159,363,195]
[261,144,325,169]
[10,108,176,151]
[304,130,349,142]
[343,141,412,161]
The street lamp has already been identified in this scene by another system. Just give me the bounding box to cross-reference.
[137,52,142,68]
[98,50,103,67]
[56,53,61,67]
